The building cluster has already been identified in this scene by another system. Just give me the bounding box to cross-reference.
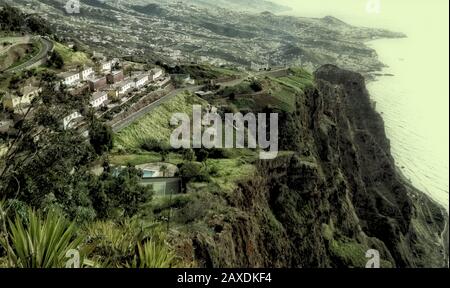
[57,59,167,129]
[57,60,166,108]
[2,56,169,131]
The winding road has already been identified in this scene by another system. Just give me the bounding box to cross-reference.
[4,36,54,74]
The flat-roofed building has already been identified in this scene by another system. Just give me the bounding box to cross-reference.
[80,67,95,81]
[106,70,124,84]
[134,74,149,89]
[107,79,134,100]
[151,68,164,81]
[58,71,80,87]
[63,111,82,130]
[88,76,107,92]
[89,91,108,108]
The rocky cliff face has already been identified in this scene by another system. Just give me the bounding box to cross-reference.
[173,65,448,268]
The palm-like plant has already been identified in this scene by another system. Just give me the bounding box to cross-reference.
[85,219,176,268]
[1,209,84,268]
[130,240,175,268]
[84,220,138,267]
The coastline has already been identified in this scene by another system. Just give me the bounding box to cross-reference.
[364,37,449,213]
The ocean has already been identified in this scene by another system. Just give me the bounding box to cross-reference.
[275,0,449,211]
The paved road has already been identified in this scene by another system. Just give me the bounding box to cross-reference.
[4,37,54,73]
[112,68,288,133]
[112,85,202,132]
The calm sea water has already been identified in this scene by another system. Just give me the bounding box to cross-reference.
[367,38,449,211]
[275,0,449,212]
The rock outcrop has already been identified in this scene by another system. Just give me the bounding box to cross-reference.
[172,65,448,268]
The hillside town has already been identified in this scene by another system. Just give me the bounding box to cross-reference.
[1,54,170,133]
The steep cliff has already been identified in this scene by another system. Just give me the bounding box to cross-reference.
[170,65,448,268]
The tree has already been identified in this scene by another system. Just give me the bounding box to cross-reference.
[0,83,147,223]
[90,122,113,155]
[178,162,208,185]
[0,5,51,34]
[182,149,195,162]
[90,166,153,219]
[48,51,64,69]
[160,149,169,162]
[250,80,263,92]
[160,165,168,177]
[195,149,209,163]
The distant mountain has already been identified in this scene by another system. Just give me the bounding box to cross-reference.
[2,0,405,77]
[122,0,291,13]
[183,0,292,13]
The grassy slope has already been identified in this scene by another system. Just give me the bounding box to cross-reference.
[114,92,208,150]
[53,42,93,68]
[114,67,313,154]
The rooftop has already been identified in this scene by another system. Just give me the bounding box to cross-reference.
[91,91,107,101]
[57,71,79,79]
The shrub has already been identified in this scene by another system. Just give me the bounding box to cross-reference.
[178,162,209,183]
[1,209,84,268]
[129,240,175,268]
[84,219,175,268]
[182,149,195,162]
[195,148,209,162]
[141,138,171,153]
[250,80,263,92]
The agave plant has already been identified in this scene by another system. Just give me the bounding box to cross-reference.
[130,240,175,268]
[84,220,138,267]
[84,218,176,268]
[1,209,84,268]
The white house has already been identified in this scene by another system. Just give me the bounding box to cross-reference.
[99,59,120,72]
[63,111,82,130]
[108,79,134,99]
[90,91,108,108]
[151,68,164,81]
[102,61,112,72]
[80,67,94,81]
[134,74,149,89]
[58,71,80,87]
[2,85,42,112]
[117,79,134,95]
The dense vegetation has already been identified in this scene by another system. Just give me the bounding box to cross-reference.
[0,5,52,35]
[0,74,173,267]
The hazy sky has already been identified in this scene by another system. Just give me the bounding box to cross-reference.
[273,0,449,31]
